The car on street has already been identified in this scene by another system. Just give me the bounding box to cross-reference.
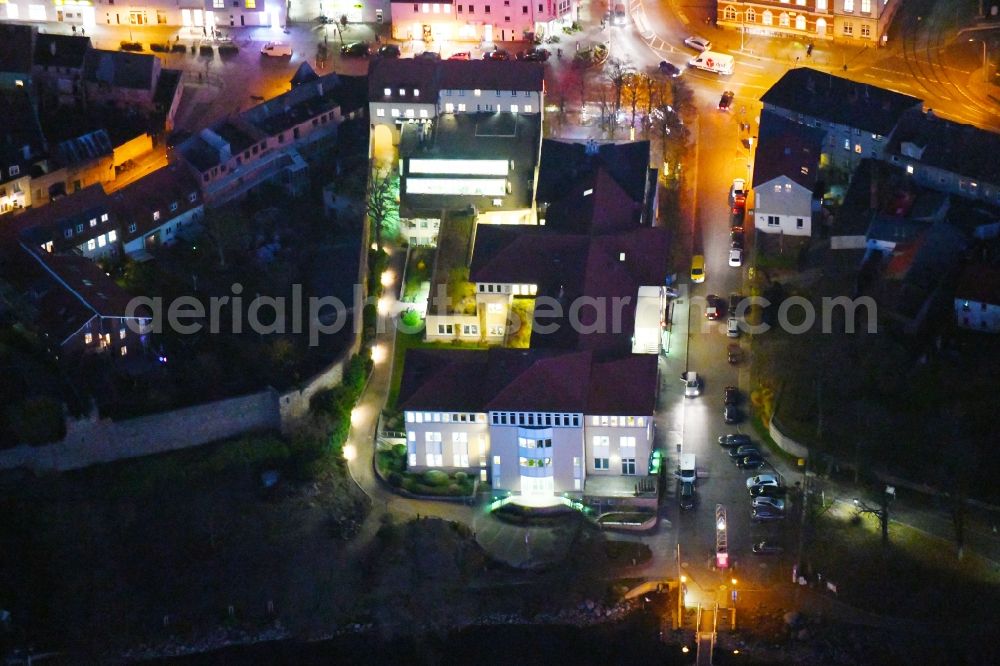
[417,50,442,60]
[719,433,752,448]
[752,540,784,554]
[736,454,766,469]
[679,480,695,510]
[718,90,735,111]
[747,474,780,489]
[658,60,682,77]
[484,49,512,61]
[724,404,742,424]
[727,343,743,364]
[683,371,702,397]
[730,179,747,214]
[690,254,705,283]
[728,445,759,460]
[727,316,740,338]
[728,293,743,313]
[448,51,471,60]
[724,385,738,405]
[752,496,786,512]
[750,484,787,499]
[341,42,371,57]
[730,227,744,250]
[684,36,711,52]
[517,47,550,61]
[377,44,401,58]
[752,507,786,522]
[705,294,722,320]
[260,42,292,57]
[729,248,743,267]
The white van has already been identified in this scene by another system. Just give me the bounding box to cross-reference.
[688,51,734,76]
[261,42,292,57]
[678,453,697,484]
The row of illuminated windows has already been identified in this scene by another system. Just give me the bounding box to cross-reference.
[83,327,127,347]
[594,458,636,474]
[406,411,488,424]
[213,0,258,8]
[413,3,453,13]
[491,412,582,427]
[408,431,483,467]
[436,323,504,336]
[85,230,117,252]
[444,103,532,113]
[442,90,535,98]
[764,216,806,230]
[590,416,647,428]
[383,88,421,98]
[63,213,111,239]
[519,437,551,448]
[375,107,430,119]
[892,156,1000,203]
[477,282,537,295]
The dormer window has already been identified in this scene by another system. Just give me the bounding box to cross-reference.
[101,213,109,222]
[153,210,160,221]
[384,87,391,96]
[128,223,137,233]
[188,192,197,202]
[474,89,482,96]
[413,89,419,97]
[399,88,406,96]
[89,218,97,227]
[170,202,179,212]
[8,165,19,177]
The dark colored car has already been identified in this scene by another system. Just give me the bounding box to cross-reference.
[724,404,742,424]
[705,294,723,320]
[749,484,787,499]
[679,481,695,510]
[752,540,784,554]
[718,90,735,111]
[484,49,511,61]
[729,292,743,313]
[736,454,765,469]
[724,385,739,405]
[730,444,759,459]
[377,44,401,58]
[751,507,785,522]
[658,60,682,77]
[341,42,370,57]
[731,228,745,250]
[417,50,442,61]
[718,433,752,448]
[517,47,550,62]
[727,344,743,365]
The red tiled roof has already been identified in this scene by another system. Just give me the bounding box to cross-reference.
[367,58,544,102]
[1,184,115,256]
[112,165,201,244]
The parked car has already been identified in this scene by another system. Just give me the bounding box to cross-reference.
[746,474,780,489]
[718,90,735,111]
[727,316,740,338]
[728,293,743,313]
[724,385,738,405]
[484,49,511,61]
[752,540,784,554]
[377,44,401,58]
[684,36,711,52]
[752,507,786,522]
[727,344,743,364]
[683,371,702,397]
[730,228,744,250]
[679,480,695,510]
[730,178,747,209]
[736,454,765,469]
[705,294,722,320]
[728,445,759,460]
[260,42,292,57]
[690,254,705,283]
[729,248,743,267]
[752,496,786,512]
[517,47,550,61]
[448,51,471,60]
[658,60,682,77]
[341,42,370,57]
[719,433,752,448]
[724,404,742,424]
[417,50,442,60]
[750,485,787,499]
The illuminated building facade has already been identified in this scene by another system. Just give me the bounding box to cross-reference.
[716,0,900,46]
[1,0,285,30]
[390,0,577,46]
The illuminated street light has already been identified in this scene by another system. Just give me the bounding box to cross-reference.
[380,270,395,287]
[681,646,689,654]
[343,444,357,461]
[731,578,738,586]
[717,517,726,531]
[350,407,362,426]
[372,344,387,364]
[377,297,390,315]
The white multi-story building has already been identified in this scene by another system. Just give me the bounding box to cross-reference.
[2,0,284,29]
[399,348,658,501]
[390,0,576,45]
[717,0,901,46]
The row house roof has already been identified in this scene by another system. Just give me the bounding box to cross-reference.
[752,111,825,190]
[537,139,651,206]
[368,58,544,104]
[8,184,116,254]
[0,23,36,75]
[83,49,159,91]
[33,34,91,71]
[398,348,658,416]
[761,67,922,136]
[887,108,1000,187]
[112,165,202,246]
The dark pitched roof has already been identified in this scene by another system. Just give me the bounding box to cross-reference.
[33,34,91,70]
[469,224,589,291]
[543,167,643,233]
[290,61,320,87]
[367,58,544,103]
[0,88,46,183]
[537,140,650,207]
[751,111,825,190]
[955,264,1000,305]
[887,108,1000,186]
[112,165,202,244]
[83,49,158,90]
[760,67,922,136]
[55,129,113,164]
[6,184,116,254]
[398,348,658,415]
[0,23,35,74]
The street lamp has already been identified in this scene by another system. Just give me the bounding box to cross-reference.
[970,37,989,84]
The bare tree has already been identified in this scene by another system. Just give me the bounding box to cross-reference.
[604,57,634,130]
[623,73,640,130]
[367,166,399,251]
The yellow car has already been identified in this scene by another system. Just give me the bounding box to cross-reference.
[690,254,705,283]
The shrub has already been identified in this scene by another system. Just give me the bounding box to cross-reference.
[401,478,417,493]
[401,308,421,328]
[171,44,187,54]
[447,483,460,494]
[423,469,450,487]
[454,471,468,483]
[199,45,214,56]
[388,471,403,487]
[219,44,239,57]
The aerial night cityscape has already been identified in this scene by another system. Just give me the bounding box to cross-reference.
[1,0,1000,664]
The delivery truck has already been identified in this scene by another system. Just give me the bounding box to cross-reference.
[688,51,734,75]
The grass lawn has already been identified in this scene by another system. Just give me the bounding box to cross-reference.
[806,505,1000,621]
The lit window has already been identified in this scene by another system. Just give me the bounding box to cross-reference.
[474,89,482,96]
[153,210,160,221]
[246,0,255,7]
[119,328,127,340]
[391,108,400,117]
[413,89,419,96]
[108,230,117,242]
[854,144,862,153]
[89,218,97,227]
[419,109,428,118]
[433,3,440,12]
[399,89,406,96]
[384,87,391,96]
[422,3,429,11]
[906,164,914,174]
[444,4,451,12]
[101,213,109,222]
[98,234,107,248]
[376,108,385,117]
[84,333,93,344]
[510,104,519,113]
[524,105,532,113]
[445,103,455,112]
[120,345,128,356]
[405,109,415,118]
[844,0,854,11]
[457,103,466,111]
[87,239,96,250]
